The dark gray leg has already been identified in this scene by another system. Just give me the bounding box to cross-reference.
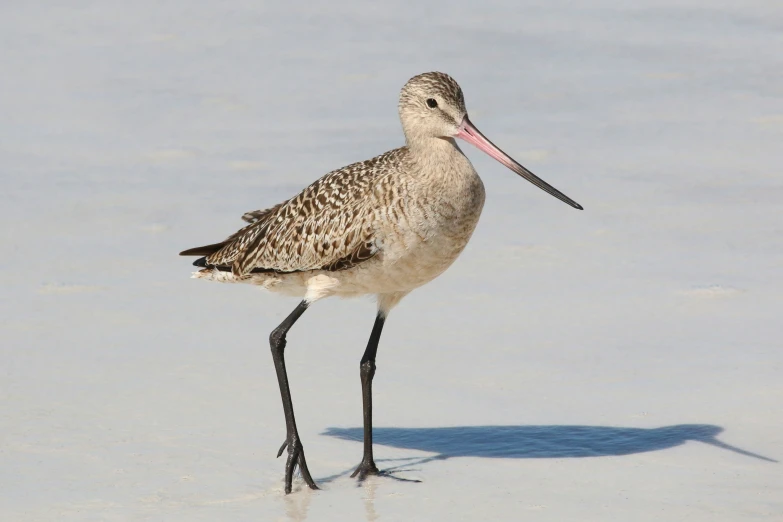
[351,312,386,479]
[270,300,318,493]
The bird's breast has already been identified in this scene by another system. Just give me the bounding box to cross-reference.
[416,155,486,238]
[371,159,486,290]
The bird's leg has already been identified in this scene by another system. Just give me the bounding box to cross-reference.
[269,300,318,494]
[351,312,386,480]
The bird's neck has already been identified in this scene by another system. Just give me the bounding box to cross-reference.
[405,136,466,168]
[403,136,479,199]
[403,135,486,225]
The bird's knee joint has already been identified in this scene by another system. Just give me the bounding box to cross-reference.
[359,359,376,377]
[269,329,287,352]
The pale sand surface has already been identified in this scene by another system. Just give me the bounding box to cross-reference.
[1,2,781,520]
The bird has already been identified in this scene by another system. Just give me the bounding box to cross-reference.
[180,71,582,494]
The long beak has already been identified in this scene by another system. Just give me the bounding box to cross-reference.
[455,116,583,210]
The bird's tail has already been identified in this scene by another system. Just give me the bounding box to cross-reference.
[179,242,226,257]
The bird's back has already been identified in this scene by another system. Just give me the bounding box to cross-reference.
[181,148,409,276]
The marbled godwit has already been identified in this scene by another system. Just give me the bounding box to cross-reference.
[180,72,582,493]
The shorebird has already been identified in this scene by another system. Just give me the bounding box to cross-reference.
[180,72,582,493]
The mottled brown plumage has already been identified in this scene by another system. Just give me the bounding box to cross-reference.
[189,148,407,277]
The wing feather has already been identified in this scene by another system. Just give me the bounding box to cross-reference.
[197,148,406,276]
[241,204,282,224]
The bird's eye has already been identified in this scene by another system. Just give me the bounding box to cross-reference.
[426,98,438,109]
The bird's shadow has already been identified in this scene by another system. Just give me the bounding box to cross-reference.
[322,424,775,470]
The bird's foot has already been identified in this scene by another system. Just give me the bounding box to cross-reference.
[277,435,319,494]
[350,458,380,480]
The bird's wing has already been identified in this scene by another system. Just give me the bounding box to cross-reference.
[190,148,406,276]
